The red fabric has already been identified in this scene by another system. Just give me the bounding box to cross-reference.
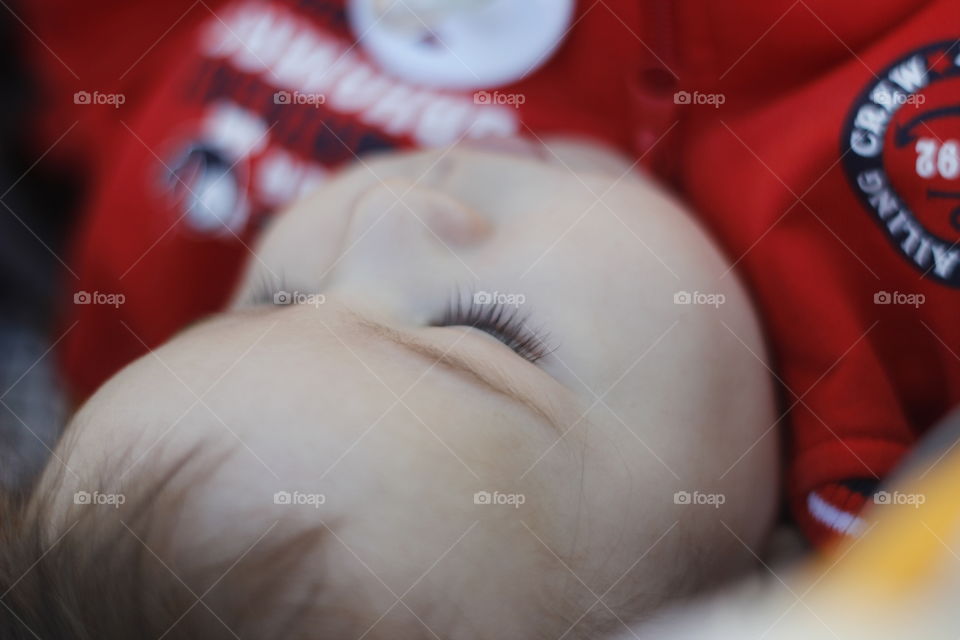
[21,0,960,544]
[677,0,960,544]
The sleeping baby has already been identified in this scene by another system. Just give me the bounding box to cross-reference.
[0,140,778,639]
[13,0,958,634]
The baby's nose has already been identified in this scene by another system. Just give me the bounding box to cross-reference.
[350,179,492,249]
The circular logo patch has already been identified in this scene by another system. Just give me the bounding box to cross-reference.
[842,40,960,286]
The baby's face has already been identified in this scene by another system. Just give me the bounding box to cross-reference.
[54,141,778,638]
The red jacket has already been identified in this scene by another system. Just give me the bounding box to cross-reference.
[23,0,960,545]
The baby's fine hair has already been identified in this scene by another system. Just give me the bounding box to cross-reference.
[0,446,670,640]
[0,451,328,640]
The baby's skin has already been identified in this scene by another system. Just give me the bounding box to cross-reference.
[45,139,779,639]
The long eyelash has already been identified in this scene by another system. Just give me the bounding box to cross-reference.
[432,287,556,364]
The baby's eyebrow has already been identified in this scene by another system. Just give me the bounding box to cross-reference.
[354,316,565,433]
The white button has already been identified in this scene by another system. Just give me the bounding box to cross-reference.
[348,0,575,90]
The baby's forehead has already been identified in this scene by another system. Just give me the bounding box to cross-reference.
[38,292,748,640]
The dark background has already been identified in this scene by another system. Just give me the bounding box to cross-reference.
[0,7,75,491]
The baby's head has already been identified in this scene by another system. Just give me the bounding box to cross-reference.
[2,140,778,639]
